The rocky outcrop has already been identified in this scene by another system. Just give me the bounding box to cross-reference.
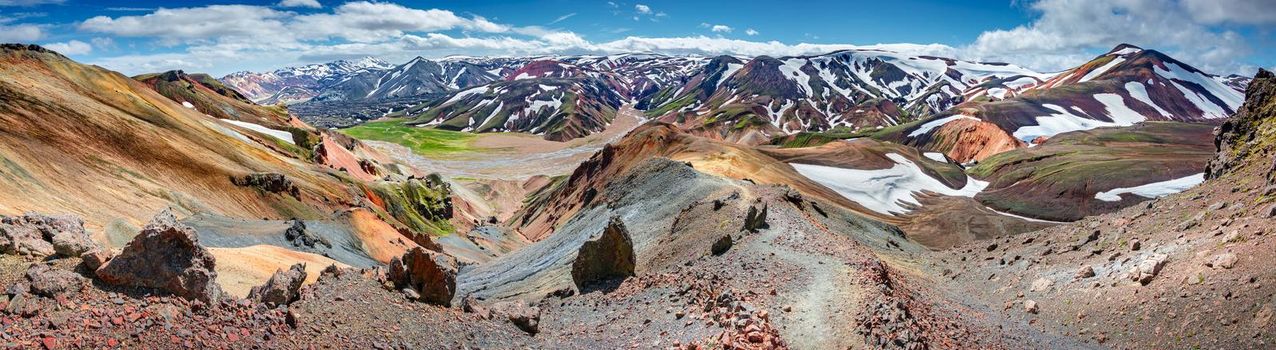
[387,247,458,306]
[283,220,330,249]
[742,203,768,233]
[0,213,96,258]
[249,263,307,307]
[570,216,636,290]
[230,173,300,198]
[1207,69,1273,179]
[96,210,224,302]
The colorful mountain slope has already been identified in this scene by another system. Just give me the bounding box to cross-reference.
[968,121,1215,221]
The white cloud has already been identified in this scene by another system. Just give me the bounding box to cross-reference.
[634,4,651,14]
[745,28,758,36]
[0,23,42,42]
[43,40,91,55]
[0,0,63,6]
[277,0,321,9]
[549,12,576,25]
[1182,0,1276,25]
[964,0,1260,74]
[89,37,114,50]
[290,2,507,42]
[711,25,732,33]
[79,5,291,43]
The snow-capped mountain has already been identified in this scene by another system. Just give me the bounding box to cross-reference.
[401,77,625,141]
[309,56,503,102]
[640,49,1043,143]
[888,44,1248,163]
[220,57,394,104]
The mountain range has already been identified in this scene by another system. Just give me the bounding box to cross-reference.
[0,38,1272,349]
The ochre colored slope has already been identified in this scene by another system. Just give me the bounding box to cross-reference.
[0,46,358,232]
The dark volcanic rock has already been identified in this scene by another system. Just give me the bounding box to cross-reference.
[742,203,769,233]
[1207,69,1274,179]
[711,235,733,256]
[570,216,636,290]
[387,247,458,306]
[283,219,331,249]
[0,213,95,257]
[96,209,224,302]
[230,173,300,198]
[249,263,307,307]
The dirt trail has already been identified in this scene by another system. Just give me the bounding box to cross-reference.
[749,212,862,349]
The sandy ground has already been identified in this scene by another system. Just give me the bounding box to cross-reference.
[209,245,347,298]
[369,105,644,179]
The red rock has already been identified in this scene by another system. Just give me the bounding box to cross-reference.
[107,338,118,347]
[41,336,56,349]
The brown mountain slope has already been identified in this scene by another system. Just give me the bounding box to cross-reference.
[135,70,297,129]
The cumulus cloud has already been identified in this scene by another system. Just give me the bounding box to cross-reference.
[964,0,1264,74]
[79,5,291,43]
[1182,0,1276,25]
[277,0,321,9]
[43,40,91,55]
[290,2,507,42]
[0,23,42,42]
[745,28,758,36]
[711,25,732,33]
[634,4,651,14]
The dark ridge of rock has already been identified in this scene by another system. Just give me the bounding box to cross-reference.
[230,173,300,198]
[571,216,636,291]
[0,213,95,258]
[24,263,85,297]
[248,263,307,307]
[96,209,224,302]
[742,203,769,233]
[283,219,331,249]
[1207,68,1274,179]
[387,247,458,306]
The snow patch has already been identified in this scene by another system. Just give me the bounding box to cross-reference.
[908,115,978,138]
[181,101,195,109]
[791,153,988,216]
[1012,95,1145,141]
[220,119,295,145]
[1094,173,1204,202]
[922,152,948,163]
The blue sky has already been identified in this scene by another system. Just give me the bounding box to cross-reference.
[1,0,1272,76]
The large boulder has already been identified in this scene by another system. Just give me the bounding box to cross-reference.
[0,213,95,257]
[248,263,307,307]
[95,210,224,302]
[387,247,458,306]
[570,216,636,290]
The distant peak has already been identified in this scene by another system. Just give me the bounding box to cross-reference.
[1108,43,1143,55]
